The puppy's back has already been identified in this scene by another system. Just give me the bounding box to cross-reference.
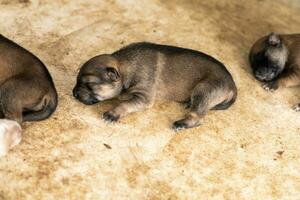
[0,34,54,84]
[113,42,236,102]
[113,42,232,77]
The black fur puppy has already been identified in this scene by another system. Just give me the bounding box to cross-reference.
[249,33,300,111]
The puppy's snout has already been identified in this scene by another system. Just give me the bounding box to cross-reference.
[80,97,98,105]
[88,98,99,104]
[72,85,99,105]
[254,70,265,80]
[255,67,274,81]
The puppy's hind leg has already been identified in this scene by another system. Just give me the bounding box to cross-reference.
[0,76,44,123]
[172,79,228,131]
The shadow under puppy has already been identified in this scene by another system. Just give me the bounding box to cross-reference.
[249,33,300,111]
[73,42,237,130]
[0,34,57,156]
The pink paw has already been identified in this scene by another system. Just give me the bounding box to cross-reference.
[0,119,22,157]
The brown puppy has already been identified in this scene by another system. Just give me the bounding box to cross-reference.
[0,34,57,154]
[249,33,300,111]
[73,42,237,130]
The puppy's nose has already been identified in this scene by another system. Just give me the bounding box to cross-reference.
[84,98,99,105]
[90,98,99,104]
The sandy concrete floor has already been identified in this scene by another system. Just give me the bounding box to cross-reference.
[0,0,299,199]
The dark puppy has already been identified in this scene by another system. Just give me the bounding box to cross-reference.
[73,42,237,130]
[0,34,57,155]
[249,33,300,110]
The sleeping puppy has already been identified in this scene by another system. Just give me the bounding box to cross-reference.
[249,33,300,111]
[0,34,58,155]
[73,42,237,131]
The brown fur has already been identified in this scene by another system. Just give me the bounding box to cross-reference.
[0,34,58,123]
[249,33,300,110]
[73,42,237,130]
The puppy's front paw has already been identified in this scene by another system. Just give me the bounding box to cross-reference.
[172,120,188,132]
[292,103,300,112]
[103,111,120,123]
[262,81,278,92]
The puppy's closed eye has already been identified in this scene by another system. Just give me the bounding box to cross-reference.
[86,83,97,90]
[81,75,101,84]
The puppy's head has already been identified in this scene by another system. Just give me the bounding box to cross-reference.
[250,33,288,82]
[73,55,123,105]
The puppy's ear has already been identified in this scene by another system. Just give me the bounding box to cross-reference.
[268,33,281,46]
[106,67,120,82]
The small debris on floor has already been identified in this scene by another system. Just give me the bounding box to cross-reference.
[103,143,112,149]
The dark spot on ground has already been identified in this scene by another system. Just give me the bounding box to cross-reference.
[103,143,112,149]
[276,151,284,156]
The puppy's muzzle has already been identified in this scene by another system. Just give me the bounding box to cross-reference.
[254,67,278,81]
[73,87,99,105]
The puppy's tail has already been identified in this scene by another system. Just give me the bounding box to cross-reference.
[23,89,58,122]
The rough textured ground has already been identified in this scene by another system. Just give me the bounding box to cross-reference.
[0,0,299,199]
